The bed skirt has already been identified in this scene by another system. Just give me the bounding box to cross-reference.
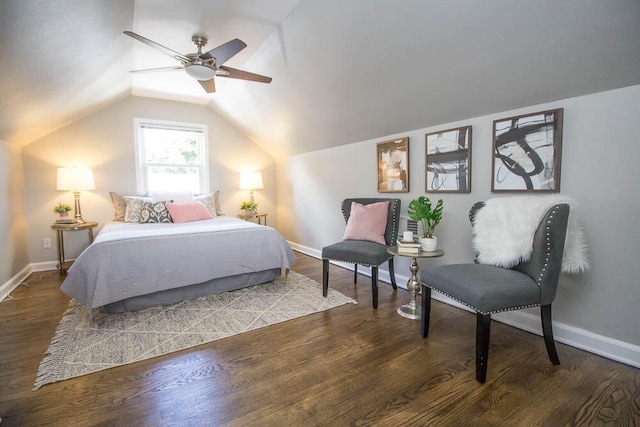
[101,268,282,313]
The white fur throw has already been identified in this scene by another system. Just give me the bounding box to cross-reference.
[472,196,589,273]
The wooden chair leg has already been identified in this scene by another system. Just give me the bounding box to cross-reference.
[476,313,491,383]
[354,264,358,283]
[371,266,378,309]
[541,304,560,365]
[421,285,431,338]
[322,259,329,297]
[388,258,398,290]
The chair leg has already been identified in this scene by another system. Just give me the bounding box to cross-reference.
[476,313,491,383]
[371,266,378,309]
[322,258,329,297]
[421,285,431,338]
[354,264,358,283]
[388,258,398,290]
[541,304,560,365]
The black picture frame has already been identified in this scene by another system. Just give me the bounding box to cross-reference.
[377,137,409,193]
[425,126,472,193]
[492,108,563,192]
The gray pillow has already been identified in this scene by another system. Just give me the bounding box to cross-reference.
[140,201,173,223]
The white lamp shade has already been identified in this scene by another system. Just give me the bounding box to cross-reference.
[56,167,95,191]
[239,171,264,190]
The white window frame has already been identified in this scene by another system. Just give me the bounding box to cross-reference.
[134,118,210,195]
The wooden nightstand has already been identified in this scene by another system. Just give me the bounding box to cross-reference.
[50,221,98,276]
[237,213,268,226]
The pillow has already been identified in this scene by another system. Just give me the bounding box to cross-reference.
[140,201,173,223]
[194,190,223,216]
[109,192,127,221]
[342,201,389,245]
[150,190,193,204]
[165,202,214,223]
[123,196,152,223]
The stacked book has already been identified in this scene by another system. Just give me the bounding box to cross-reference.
[396,239,421,254]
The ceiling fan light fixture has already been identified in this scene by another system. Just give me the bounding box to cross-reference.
[185,64,215,80]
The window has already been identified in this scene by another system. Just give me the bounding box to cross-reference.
[135,119,209,194]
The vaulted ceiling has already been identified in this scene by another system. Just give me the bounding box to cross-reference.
[1,0,639,157]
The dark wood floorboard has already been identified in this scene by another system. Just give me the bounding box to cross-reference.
[0,252,638,426]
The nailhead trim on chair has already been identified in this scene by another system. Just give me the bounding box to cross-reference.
[536,205,560,287]
[323,257,376,268]
[420,282,541,316]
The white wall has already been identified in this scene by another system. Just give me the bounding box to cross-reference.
[277,85,640,356]
[22,96,276,263]
[0,139,29,285]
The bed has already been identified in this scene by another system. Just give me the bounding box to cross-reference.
[61,216,296,315]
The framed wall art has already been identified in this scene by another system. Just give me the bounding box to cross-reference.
[492,108,563,192]
[377,137,409,193]
[425,125,472,193]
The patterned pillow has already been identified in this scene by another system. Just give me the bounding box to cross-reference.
[109,192,127,221]
[194,190,223,216]
[123,196,151,223]
[140,201,173,223]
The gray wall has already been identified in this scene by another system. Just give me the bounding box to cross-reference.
[0,139,29,283]
[22,96,276,263]
[277,85,640,350]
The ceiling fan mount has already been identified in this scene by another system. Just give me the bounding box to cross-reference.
[124,31,272,93]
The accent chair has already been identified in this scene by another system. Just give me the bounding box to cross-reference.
[322,198,401,308]
[420,202,570,383]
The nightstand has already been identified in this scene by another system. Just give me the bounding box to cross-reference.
[237,213,268,226]
[50,221,98,276]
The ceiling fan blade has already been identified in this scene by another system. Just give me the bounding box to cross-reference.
[129,66,184,74]
[199,38,247,65]
[199,78,216,93]
[123,31,191,63]
[218,66,272,83]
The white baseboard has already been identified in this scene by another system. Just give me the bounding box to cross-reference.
[1,261,59,302]
[0,264,33,302]
[290,242,640,369]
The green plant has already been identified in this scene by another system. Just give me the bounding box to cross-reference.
[407,196,443,238]
[240,201,258,212]
[53,202,72,214]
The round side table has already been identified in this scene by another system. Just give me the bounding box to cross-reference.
[50,221,98,276]
[387,247,444,320]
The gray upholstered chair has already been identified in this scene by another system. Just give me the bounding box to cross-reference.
[420,202,570,383]
[322,198,401,309]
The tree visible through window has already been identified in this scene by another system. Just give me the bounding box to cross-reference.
[135,120,209,194]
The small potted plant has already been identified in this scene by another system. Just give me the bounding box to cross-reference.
[407,196,443,251]
[53,202,72,220]
[240,201,258,217]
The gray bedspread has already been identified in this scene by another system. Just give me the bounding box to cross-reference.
[61,217,296,312]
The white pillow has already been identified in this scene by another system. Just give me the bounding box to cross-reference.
[150,190,193,204]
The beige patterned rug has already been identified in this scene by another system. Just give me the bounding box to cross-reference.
[34,271,355,390]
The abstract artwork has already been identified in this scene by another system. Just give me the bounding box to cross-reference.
[377,137,409,192]
[425,126,472,193]
[492,109,563,192]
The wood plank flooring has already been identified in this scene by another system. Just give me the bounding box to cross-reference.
[0,252,638,426]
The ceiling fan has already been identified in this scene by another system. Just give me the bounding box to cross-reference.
[124,31,272,93]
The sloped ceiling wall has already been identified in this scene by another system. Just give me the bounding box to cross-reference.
[1,0,639,156]
[210,0,640,157]
[0,0,134,146]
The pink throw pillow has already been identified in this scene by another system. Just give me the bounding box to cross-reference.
[342,201,389,245]
[165,202,214,223]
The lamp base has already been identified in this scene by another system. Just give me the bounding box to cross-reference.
[73,191,85,223]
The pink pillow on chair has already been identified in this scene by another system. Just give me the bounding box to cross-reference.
[165,202,214,223]
[342,201,389,245]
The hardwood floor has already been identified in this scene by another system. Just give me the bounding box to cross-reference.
[1,252,638,426]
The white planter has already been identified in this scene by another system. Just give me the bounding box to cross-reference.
[419,236,438,252]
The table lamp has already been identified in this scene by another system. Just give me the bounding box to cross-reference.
[56,167,95,223]
[239,171,264,205]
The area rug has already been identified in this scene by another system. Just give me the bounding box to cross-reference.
[34,271,355,390]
